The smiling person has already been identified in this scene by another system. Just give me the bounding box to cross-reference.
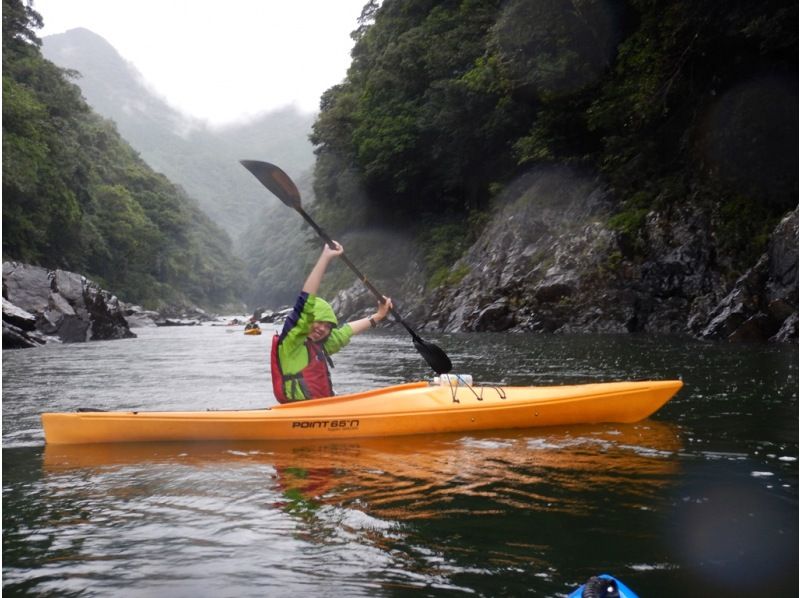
[270,241,393,403]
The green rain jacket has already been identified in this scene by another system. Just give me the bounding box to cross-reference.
[273,292,352,401]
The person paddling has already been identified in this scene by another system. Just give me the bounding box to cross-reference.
[271,240,392,403]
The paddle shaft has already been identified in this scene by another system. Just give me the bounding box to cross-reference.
[295,207,419,338]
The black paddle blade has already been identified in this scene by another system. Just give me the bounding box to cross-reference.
[240,160,302,209]
[413,337,452,374]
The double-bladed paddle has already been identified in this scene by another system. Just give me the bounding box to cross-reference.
[240,159,453,375]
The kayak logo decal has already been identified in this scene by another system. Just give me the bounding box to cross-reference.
[291,419,360,431]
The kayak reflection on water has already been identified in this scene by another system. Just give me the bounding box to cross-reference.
[43,422,681,521]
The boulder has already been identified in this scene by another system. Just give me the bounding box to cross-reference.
[157,304,216,324]
[2,261,136,348]
[155,318,200,327]
[2,262,51,313]
[2,319,46,349]
[83,282,134,340]
[2,299,48,348]
[2,298,36,331]
[123,305,159,328]
[258,307,293,324]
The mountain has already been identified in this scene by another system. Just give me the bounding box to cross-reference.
[41,27,316,242]
[3,2,247,309]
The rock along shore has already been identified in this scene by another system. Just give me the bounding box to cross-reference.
[3,262,135,349]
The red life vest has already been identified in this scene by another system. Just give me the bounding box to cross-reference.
[270,333,334,403]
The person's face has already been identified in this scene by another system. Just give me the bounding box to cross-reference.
[309,321,333,342]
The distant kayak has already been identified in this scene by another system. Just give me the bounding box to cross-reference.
[41,379,682,445]
[244,328,262,336]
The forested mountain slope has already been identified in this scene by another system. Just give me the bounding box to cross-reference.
[41,27,316,242]
[2,0,246,308]
[40,26,318,307]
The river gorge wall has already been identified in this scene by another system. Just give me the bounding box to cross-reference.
[333,165,797,344]
[423,166,798,342]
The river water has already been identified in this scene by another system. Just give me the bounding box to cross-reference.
[2,325,797,597]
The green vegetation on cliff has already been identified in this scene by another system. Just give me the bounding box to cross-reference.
[311,0,797,285]
[2,0,246,308]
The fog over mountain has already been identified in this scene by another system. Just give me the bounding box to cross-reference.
[42,28,316,243]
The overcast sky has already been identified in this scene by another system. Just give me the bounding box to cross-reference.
[33,0,368,125]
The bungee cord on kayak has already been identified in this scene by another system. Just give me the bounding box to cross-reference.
[435,373,508,403]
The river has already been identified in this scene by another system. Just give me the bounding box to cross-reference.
[2,325,797,597]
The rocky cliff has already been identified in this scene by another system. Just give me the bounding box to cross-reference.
[421,166,797,342]
[332,166,797,343]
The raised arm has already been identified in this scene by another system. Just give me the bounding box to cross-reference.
[303,241,344,295]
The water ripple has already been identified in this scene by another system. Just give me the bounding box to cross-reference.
[3,326,797,596]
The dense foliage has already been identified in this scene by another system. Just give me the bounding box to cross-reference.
[2,0,247,308]
[311,0,797,281]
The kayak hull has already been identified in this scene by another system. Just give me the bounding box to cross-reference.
[41,380,682,445]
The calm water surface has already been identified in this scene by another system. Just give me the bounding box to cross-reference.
[3,325,797,597]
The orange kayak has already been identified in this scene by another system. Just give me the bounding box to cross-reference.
[244,328,262,335]
[40,379,682,445]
